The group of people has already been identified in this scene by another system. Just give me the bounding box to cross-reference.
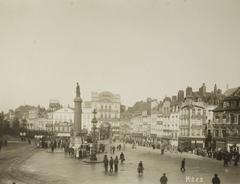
[103,152,125,173]
[110,143,125,154]
[223,151,239,167]
[137,159,221,184]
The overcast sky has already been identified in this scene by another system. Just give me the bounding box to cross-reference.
[0,0,240,112]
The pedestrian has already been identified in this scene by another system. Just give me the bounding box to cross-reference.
[180,158,186,172]
[51,142,55,153]
[160,173,168,184]
[212,174,220,184]
[103,155,109,172]
[109,157,114,173]
[161,148,164,155]
[120,152,125,163]
[137,161,144,176]
[114,156,119,172]
[234,153,239,166]
[223,156,228,167]
[112,146,115,154]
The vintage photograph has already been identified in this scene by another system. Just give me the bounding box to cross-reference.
[0,0,240,184]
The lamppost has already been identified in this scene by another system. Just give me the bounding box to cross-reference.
[90,109,98,161]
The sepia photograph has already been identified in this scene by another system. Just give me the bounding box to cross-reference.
[0,0,240,184]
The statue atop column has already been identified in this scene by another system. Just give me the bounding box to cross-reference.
[76,82,80,97]
[72,82,83,148]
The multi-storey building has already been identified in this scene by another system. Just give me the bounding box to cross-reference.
[211,87,240,152]
[27,118,51,131]
[178,97,207,149]
[48,107,74,124]
[46,121,72,137]
[82,101,93,132]
[150,111,164,142]
[119,111,132,140]
[91,91,121,138]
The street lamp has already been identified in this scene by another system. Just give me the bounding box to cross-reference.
[90,109,98,161]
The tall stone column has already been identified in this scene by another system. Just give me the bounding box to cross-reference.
[72,82,82,147]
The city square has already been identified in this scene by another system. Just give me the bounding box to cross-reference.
[1,0,240,184]
[1,142,240,184]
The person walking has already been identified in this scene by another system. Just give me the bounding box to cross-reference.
[212,174,221,184]
[137,161,144,176]
[109,157,114,173]
[120,152,125,163]
[234,153,239,166]
[51,142,55,153]
[103,155,109,172]
[114,156,119,172]
[223,156,228,167]
[119,144,121,151]
[180,158,186,172]
[160,173,168,184]
[112,146,116,154]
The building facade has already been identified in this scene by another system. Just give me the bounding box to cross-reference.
[48,107,74,124]
[91,91,121,138]
[211,87,240,153]
[178,98,207,150]
[82,101,93,132]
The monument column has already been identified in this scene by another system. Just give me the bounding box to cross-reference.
[73,82,82,147]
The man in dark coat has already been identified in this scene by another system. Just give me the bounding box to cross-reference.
[109,157,114,172]
[120,152,125,163]
[212,174,221,184]
[223,156,228,167]
[234,153,239,166]
[160,173,168,184]
[112,146,116,154]
[114,156,119,172]
[103,155,109,172]
[180,158,186,172]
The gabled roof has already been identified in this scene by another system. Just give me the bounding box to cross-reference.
[224,87,240,97]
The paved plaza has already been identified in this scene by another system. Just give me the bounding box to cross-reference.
[12,144,239,184]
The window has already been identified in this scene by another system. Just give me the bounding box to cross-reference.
[231,101,237,108]
[215,130,219,137]
[192,109,196,115]
[223,101,230,108]
[222,130,227,137]
[230,114,235,124]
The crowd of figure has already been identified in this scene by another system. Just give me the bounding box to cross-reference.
[103,143,125,174]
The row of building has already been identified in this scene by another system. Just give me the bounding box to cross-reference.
[4,83,240,153]
[121,84,240,153]
[24,91,121,137]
